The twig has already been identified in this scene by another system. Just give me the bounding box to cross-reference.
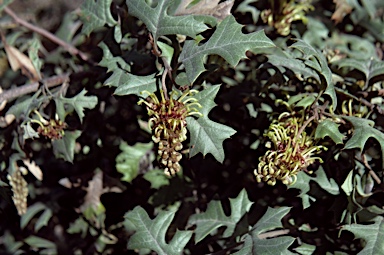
[360,154,382,185]
[0,73,70,104]
[3,7,89,62]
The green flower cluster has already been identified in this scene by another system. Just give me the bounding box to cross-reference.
[138,89,202,176]
[255,112,326,185]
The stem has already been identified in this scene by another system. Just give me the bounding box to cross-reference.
[3,7,89,62]
[0,73,70,104]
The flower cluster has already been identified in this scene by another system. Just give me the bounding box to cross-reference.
[255,112,326,185]
[138,89,202,176]
[261,0,314,36]
[31,111,67,140]
[8,168,28,215]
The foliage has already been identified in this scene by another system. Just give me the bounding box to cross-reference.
[1,0,384,254]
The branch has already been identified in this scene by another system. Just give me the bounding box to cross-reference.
[3,7,89,62]
[257,229,290,239]
[0,73,70,104]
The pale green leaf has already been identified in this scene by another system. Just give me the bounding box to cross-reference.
[99,42,131,73]
[114,73,157,96]
[235,0,260,23]
[124,206,192,255]
[187,85,236,162]
[234,207,295,255]
[342,216,384,255]
[337,58,384,84]
[21,202,46,229]
[21,122,39,140]
[290,40,337,109]
[52,130,81,163]
[188,189,253,243]
[54,89,98,123]
[24,236,56,250]
[126,0,208,40]
[28,38,42,79]
[294,243,317,255]
[116,141,154,183]
[157,41,174,65]
[180,15,275,83]
[79,0,117,36]
[34,208,53,232]
[0,0,12,12]
[315,119,345,144]
[143,169,170,189]
[342,116,384,166]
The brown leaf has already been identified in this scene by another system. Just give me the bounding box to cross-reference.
[331,0,353,24]
[175,0,234,21]
[2,36,40,81]
[22,159,43,181]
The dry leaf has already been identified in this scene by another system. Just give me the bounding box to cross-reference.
[1,35,40,81]
[175,0,234,21]
[0,87,7,111]
[79,170,104,214]
[331,0,353,24]
[0,114,15,127]
[22,159,43,181]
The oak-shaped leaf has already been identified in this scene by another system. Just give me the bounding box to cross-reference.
[79,0,117,36]
[233,207,295,255]
[342,116,384,166]
[180,15,275,83]
[186,85,236,162]
[54,89,98,123]
[116,141,154,183]
[289,167,340,209]
[126,0,208,40]
[342,216,384,255]
[315,119,345,144]
[336,57,384,85]
[124,206,192,255]
[188,189,253,243]
[99,42,158,96]
[52,130,81,163]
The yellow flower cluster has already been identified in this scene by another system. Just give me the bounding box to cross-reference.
[138,89,202,176]
[255,112,326,185]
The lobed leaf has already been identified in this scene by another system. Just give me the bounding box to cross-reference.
[342,116,384,166]
[342,216,384,255]
[180,15,275,83]
[188,189,253,243]
[79,0,117,36]
[186,85,236,162]
[315,119,345,144]
[124,206,192,255]
[337,58,384,84]
[126,0,208,40]
[52,130,81,163]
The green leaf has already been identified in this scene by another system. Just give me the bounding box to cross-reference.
[233,207,295,255]
[315,119,345,144]
[342,216,384,255]
[21,122,39,140]
[337,58,384,84]
[79,0,117,36]
[116,141,154,183]
[54,89,98,123]
[180,15,275,83]
[289,167,340,209]
[124,206,192,255]
[126,0,208,40]
[143,169,170,189]
[52,130,81,163]
[35,208,53,232]
[21,202,46,229]
[28,38,42,79]
[235,0,260,23]
[342,116,384,166]
[188,189,253,243]
[290,40,337,109]
[114,73,157,96]
[24,235,56,250]
[0,0,12,12]
[294,243,317,255]
[186,85,236,162]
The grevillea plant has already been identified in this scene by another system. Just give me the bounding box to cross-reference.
[0,0,384,254]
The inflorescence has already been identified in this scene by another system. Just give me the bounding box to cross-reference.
[255,111,326,186]
[138,89,202,176]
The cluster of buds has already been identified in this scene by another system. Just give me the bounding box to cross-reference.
[255,111,326,185]
[261,0,314,36]
[138,89,202,176]
[7,168,28,215]
[31,111,67,140]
